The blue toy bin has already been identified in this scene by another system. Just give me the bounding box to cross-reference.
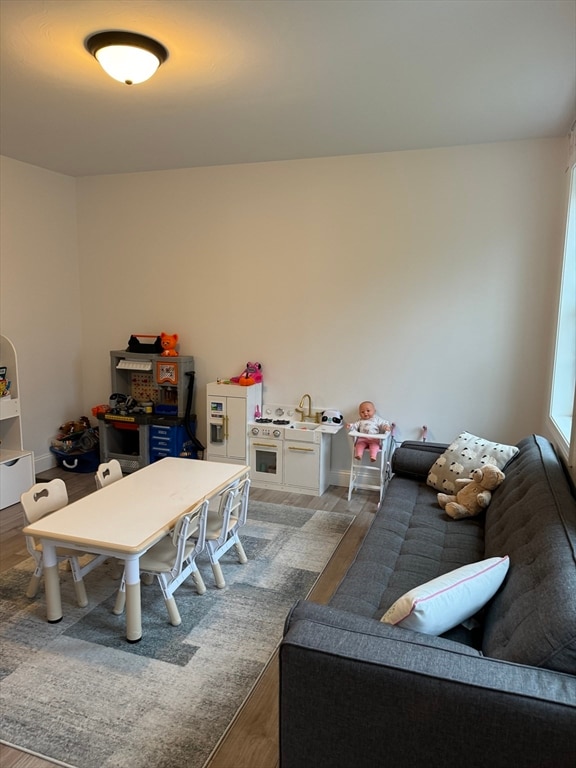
[50,446,100,473]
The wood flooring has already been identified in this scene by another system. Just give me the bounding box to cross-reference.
[0,466,379,768]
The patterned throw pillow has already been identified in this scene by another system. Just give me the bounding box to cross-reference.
[426,431,518,493]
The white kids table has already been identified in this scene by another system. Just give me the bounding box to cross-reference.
[22,457,249,642]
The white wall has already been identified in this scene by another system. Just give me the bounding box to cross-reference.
[0,156,83,470]
[0,140,566,477]
[75,139,566,474]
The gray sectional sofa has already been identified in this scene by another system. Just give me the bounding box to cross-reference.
[280,434,576,768]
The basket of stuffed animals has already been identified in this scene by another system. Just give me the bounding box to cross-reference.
[50,416,100,473]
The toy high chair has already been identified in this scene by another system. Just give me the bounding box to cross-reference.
[347,430,394,506]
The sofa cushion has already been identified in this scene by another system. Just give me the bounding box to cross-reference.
[381,556,509,635]
[329,473,485,625]
[483,435,576,673]
[427,431,519,493]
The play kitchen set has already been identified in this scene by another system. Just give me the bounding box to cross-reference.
[91,344,341,495]
[206,371,343,496]
[247,401,343,496]
[96,335,203,473]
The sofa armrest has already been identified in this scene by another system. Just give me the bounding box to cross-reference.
[280,601,576,768]
[391,440,447,480]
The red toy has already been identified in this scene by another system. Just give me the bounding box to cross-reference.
[230,361,263,386]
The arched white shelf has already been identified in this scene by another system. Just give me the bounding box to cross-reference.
[0,335,34,509]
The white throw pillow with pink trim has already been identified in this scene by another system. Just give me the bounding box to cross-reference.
[381,556,510,635]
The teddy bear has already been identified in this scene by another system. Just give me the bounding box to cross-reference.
[437,464,505,520]
[160,332,179,357]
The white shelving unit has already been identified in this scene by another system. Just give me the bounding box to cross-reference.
[0,335,34,509]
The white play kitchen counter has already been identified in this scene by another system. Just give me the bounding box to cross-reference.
[248,403,342,496]
[283,423,341,495]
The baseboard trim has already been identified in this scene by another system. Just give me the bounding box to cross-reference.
[35,452,57,475]
[329,469,349,487]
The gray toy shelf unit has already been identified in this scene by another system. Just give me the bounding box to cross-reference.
[98,350,196,473]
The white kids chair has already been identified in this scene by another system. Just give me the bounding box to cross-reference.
[113,499,210,626]
[21,479,107,607]
[195,476,251,589]
[95,458,123,489]
[95,458,127,579]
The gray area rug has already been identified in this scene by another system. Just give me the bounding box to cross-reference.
[0,500,353,768]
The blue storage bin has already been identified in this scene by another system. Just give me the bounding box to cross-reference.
[50,446,100,473]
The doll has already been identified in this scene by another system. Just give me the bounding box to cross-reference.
[347,401,390,461]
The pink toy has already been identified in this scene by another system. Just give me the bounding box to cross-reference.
[160,332,179,357]
[230,361,263,385]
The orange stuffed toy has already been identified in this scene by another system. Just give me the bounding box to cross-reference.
[160,332,179,357]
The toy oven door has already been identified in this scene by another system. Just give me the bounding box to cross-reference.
[249,438,283,485]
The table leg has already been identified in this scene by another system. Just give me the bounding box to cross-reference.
[123,555,142,643]
[42,541,63,623]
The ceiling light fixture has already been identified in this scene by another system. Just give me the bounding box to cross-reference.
[85,31,168,85]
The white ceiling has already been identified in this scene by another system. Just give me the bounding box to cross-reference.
[1,0,575,177]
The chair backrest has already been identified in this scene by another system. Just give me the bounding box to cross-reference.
[21,479,68,525]
[170,499,210,577]
[95,459,123,489]
[218,476,251,530]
